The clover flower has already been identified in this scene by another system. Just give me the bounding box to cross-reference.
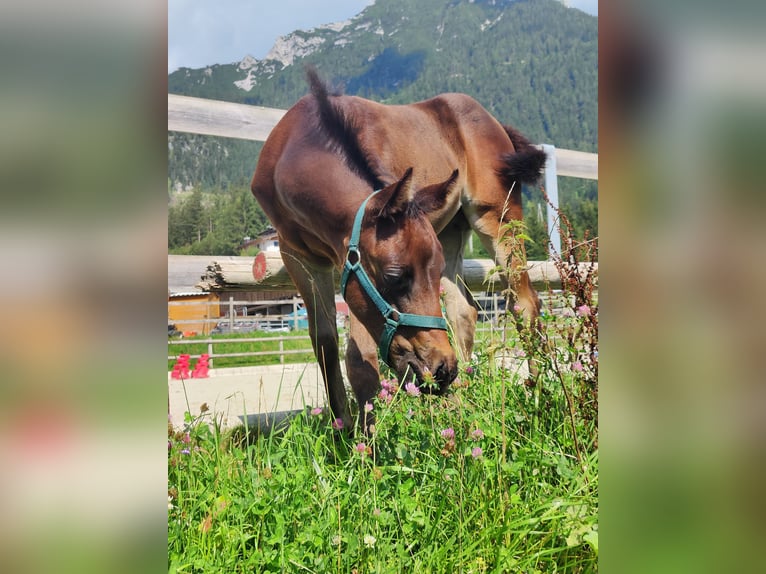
[471,447,483,459]
[310,407,323,416]
[332,418,344,430]
[380,378,397,393]
[576,304,592,317]
[404,382,421,397]
[439,427,458,456]
[421,368,435,387]
[470,428,484,440]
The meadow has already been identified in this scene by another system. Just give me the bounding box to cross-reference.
[168,216,598,572]
[168,306,597,572]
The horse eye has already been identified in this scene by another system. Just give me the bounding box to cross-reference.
[382,268,410,294]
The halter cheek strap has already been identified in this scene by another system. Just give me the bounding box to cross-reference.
[340,191,448,366]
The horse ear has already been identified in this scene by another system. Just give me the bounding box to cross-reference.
[376,167,416,219]
[414,169,459,213]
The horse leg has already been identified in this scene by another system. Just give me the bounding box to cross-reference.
[467,185,541,325]
[468,191,542,379]
[511,265,542,328]
[279,248,352,429]
[509,265,542,385]
[345,312,381,434]
[438,212,478,362]
[440,279,478,362]
[439,211,478,361]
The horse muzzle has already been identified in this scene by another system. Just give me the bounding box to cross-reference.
[391,331,458,394]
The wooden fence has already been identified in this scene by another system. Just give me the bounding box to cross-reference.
[167,291,574,367]
[167,94,598,180]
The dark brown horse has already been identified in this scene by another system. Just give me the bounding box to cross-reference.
[251,69,545,431]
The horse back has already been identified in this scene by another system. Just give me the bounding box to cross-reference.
[342,92,532,230]
[251,96,372,266]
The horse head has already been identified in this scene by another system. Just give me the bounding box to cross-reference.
[342,168,460,393]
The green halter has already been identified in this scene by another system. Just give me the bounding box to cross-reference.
[340,191,449,365]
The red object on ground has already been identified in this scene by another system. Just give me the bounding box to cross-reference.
[191,354,210,378]
[171,354,191,379]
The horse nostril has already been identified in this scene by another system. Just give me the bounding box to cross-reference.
[434,359,458,385]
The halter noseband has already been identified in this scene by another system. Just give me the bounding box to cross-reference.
[340,190,448,365]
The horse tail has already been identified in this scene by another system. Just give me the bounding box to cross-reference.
[304,66,383,188]
[497,125,547,187]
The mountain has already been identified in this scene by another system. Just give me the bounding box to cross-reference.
[169,0,596,186]
[168,0,597,258]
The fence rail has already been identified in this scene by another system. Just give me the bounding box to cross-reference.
[167,292,573,368]
[167,94,598,180]
[168,338,316,367]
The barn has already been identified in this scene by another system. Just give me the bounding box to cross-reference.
[168,255,221,336]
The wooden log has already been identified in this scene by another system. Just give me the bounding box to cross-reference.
[196,252,597,293]
[194,255,289,291]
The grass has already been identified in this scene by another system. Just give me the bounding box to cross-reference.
[168,312,598,573]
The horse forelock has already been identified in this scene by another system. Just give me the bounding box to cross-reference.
[373,201,424,227]
[305,66,383,189]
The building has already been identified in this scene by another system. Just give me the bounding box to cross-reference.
[241,227,279,254]
[168,255,221,336]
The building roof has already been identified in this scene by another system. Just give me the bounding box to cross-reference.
[168,255,214,295]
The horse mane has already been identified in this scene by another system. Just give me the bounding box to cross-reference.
[305,66,384,189]
[497,125,547,187]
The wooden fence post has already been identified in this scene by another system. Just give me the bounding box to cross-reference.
[292,296,299,331]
